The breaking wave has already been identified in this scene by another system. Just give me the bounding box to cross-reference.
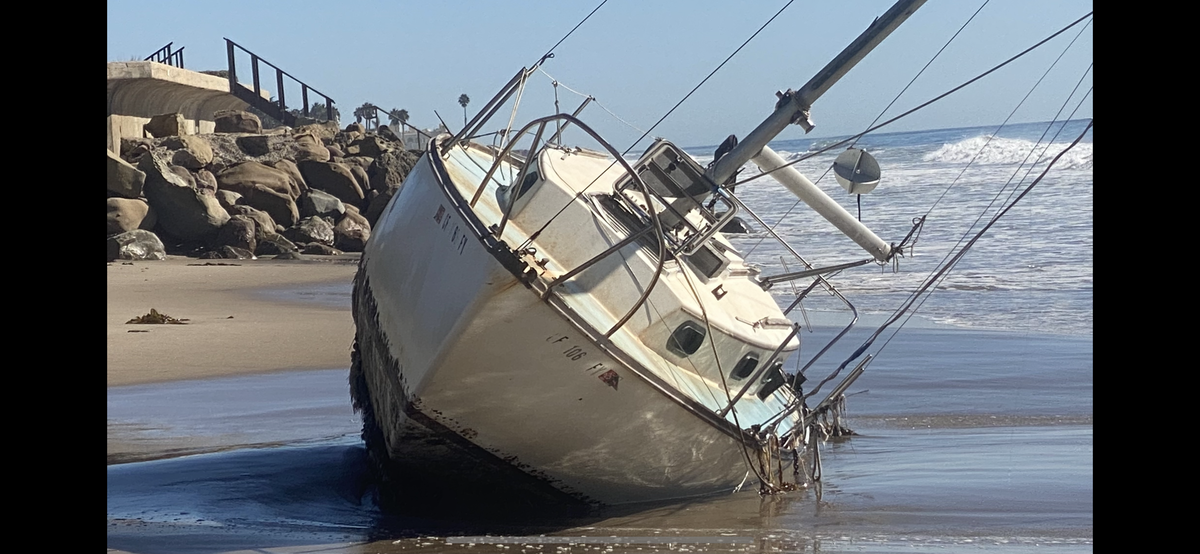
[923,136,1092,170]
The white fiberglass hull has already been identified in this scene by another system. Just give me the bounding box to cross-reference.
[353,150,769,506]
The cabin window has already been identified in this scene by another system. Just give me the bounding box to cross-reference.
[731,354,758,381]
[514,169,540,200]
[666,321,706,357]
[756,362,786,400]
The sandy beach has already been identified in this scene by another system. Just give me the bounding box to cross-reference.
[107,255,360,387]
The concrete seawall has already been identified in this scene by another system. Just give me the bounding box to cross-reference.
[107,61,262,152]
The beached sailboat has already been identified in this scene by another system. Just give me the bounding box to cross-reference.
[349,0,1090,508]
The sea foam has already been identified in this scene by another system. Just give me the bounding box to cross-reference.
[924,136,1092,170]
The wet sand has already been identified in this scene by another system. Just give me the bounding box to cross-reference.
[106,255,360,388]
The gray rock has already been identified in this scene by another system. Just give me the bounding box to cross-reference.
[164,135,215,169]
[349,164,370,195]
[107,197,157,235]
[214,110,262,133]
[214,214,257,253]
[108,149,146,198]
[283,216,335,246]
[334,210,371,252]
[139,151,229,240]
[144,113,186,138]
[346,136,389,158]
[107,229,166,261]
[300,243,342,255]
[294,121,339,142]
[215,190,243,211]
[195,169,219,196]
[345,123,366,134]
[363,185,397,227]
[256,235,299,256]
[368,150,418,193]
[236,134,271,156]
[300,189,346,219]
[202,245,256,259]
[326,144,344,158]
[270,159,307,191]
[216,161,299,200]
[273,250,305,260]
[121,137,153,158]
[227,205,278,240]
[297,160,364,207]
[293,132,331,163]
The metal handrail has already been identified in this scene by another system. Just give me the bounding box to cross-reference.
[224,38,335,121]
[144,42,184,68]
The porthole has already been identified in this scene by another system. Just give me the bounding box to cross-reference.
[731,354,758,381]
[666,321,705,357]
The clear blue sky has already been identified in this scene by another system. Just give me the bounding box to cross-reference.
[108,1,1092,150]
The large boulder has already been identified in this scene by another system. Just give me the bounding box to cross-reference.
[297,160,365,207]
[300,189,346,219]
[107,229,166,261]
[215,190,243,211]
[349,164,370,195]
[164,135,214,169]
[213,214,257,253]
[293,132,331,163]
[107,197,156,235]
[107,149,146,198]
[368,150,418,193]
[216,161,300,200]
[294,121,339,142]
[224,182,297,229]
[214,110,262,134]
[227,205,278,240]
[195,169,219,196]
[283,216,335,246]
[256,235,299,256]
[143,113,185,138]
[334,210,371,252]
[235,134,271,157]
[363,185,397,227]
[346,135,389,158]
[138,151,229,241]
[270,159,307,191]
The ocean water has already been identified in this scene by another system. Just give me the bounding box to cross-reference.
[107,121,1093,553]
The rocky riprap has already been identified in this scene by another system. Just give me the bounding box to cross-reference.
[107,110,421,262]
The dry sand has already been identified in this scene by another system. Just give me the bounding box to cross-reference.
[107,255,360,387]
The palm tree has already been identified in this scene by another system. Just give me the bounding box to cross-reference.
[388,108,410,132]
[458,94,470,126]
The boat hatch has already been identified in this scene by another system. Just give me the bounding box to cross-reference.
[616,140,723,248]
[684,243,728,279]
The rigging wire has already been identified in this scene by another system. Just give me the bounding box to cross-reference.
[538,0,609,63]
[520,0,800,250]
[873,85,1093,358]
[800,16,1093,400]
[803,116,1092,403]
[726,10,1094,191]
[741,0,990,260]
[862,32,1094,364]
[618,0,796,156]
